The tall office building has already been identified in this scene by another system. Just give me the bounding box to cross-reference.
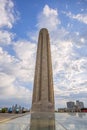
[76,100,84,109]
[67,101,75,109]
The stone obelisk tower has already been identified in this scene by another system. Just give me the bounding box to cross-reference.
[32,28,54,112]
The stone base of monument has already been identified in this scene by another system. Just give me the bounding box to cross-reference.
[30,112,55,130]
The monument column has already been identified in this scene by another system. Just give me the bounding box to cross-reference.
[32,28,54,112]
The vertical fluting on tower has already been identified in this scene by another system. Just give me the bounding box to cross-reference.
[32,28,54,112]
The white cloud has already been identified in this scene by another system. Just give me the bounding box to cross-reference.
[13,40,36,82]
[37,5,60,31]
[0,30,14,44]
[80,37,85,43]
[0,0,18,45]
[0,0,18,29]
[0,73,31,107]
[0,47,15,64]
[75,32,79,36]
[14,40,36,61]
[0,47,32,107]
[65,12,87,24]
[0,72,15,87]
[52,40,73,74]
[51,37,87,107]
[43,5,57,17]
[0,0,34,106]
[0,39,36,83]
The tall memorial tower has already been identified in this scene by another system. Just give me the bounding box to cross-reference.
[32,28,54,112]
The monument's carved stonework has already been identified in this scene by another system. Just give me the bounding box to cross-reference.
[32,28,54,112]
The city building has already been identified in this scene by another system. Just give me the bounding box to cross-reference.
[58,108,67,112]
[67,101,75,110]
[76,100,84,109]
[66,100,84,112]
[81,108,87,112]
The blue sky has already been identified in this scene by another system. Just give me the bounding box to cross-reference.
[0,0,87,109]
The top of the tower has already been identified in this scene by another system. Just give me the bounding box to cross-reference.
[39,28,49,35]
[40,28,48,33]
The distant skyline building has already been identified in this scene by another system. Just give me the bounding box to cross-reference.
[76,100,84,109]
[67,101,75,109]
[31,28,54,112]
[66,100,84,112]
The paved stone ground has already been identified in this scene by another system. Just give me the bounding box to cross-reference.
[0,113,29,123]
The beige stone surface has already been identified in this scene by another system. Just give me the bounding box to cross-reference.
[0,113,28,123]
[32,28,54,112]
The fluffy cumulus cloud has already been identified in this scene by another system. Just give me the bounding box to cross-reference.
[51,40,87,108]
[0,30,14,44]
[37,5,60,31]
[0,0,32,108]
[65,11,87,24]
[0,0,18,56]
[0,0,14,28]
[0,0,18,45]
[0,47,32,107]
[14,40,36,82]
[0,0,17,29]
[50,27,87,106]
